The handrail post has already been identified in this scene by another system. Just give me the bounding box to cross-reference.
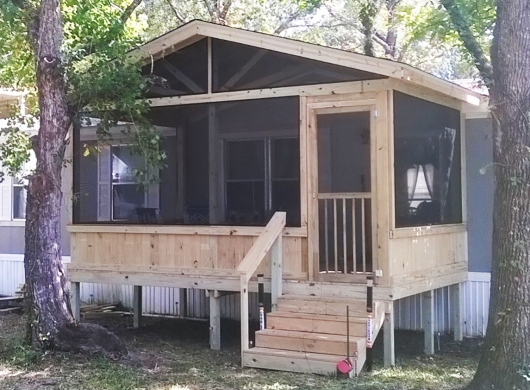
[271,234,283,311]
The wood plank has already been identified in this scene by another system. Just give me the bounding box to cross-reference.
[276,296,369,316]
[133,285,142,328]
[282,280,394,302]
[240,276,250,362]
[383,302,395,367]
[255,329,365,356]
[237,212,286,282]
[267,311,367,336]
[389,223,466,239]
[147,80,390,107]
[374,90,391,285]
[270,236,282,311]
[68,224,306,237]
[317,192,371,199]
[299,96,309,230]
[451,283,464,341]
[70,281,80,322]
[243,348,345,376]
[422,290,434,355]
[208,104,218,224]
[209,292,221,350]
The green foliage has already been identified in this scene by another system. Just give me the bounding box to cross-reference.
[84,357,148,390]
[0,339,42,368]
[140,0,323,40]
[0,0,166,183]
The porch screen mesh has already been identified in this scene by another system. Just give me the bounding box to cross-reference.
[393,91,462,228]
[73,96,301,227]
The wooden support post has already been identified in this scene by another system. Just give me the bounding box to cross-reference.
[209,290,221,350]
[179,288,188,318]
[240,277,250,365]
[451,283,464,341]
[70,281,80,322]
[133,285,142,328]
[270,235,283,311]
[422,290,435,355]
[208,105,218,224]
[383,302,395,367]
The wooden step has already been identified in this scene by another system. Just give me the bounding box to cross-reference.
[266,311,368,337]
[277,295,377,317]
[255,329,366,356]
[244,347,366,376]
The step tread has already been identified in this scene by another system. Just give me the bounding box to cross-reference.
[256,328,366,344]
[279,294,376,304]
[268,310,368,323]
[247,347,354,362]
[244,347,366,376]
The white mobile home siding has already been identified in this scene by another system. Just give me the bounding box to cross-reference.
[0,253,488,337]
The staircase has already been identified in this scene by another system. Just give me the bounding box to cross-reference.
[243,294,385,376]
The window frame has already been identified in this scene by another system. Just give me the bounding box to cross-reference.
[390,91,466,238]
[222,132,300,226]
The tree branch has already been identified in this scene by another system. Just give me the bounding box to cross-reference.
[274,11,301,35]
[120,0,143,24]
[440,0,493,83]
[163,0,186,23]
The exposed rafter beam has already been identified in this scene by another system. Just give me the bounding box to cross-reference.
[238,65,308,90]
[160,59,203,93]
[220,50,268,91]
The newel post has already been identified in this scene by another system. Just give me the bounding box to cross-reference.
[271,234,283,311]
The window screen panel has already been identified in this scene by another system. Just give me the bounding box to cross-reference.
[226,140,265,180]
[272,138,299,179]
[74,97,300,226]
[142,38,208,98]
[393,91,462,228]
[212,39,385,92]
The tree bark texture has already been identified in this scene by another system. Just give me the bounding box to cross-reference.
[24,0,74,348]
[24,0,125,355]
[468,0,530,388]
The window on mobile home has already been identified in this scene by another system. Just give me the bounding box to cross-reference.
[393,91,462,228]
[0,155,35,221]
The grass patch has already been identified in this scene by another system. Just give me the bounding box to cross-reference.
[0,314,479,390]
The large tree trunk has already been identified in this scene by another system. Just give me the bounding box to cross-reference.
[468,0,530,388]
[24,0,74,348]
[24,0,125,355]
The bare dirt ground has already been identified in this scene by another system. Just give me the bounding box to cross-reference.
[0,312,481,390]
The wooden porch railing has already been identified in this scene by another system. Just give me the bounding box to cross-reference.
[237,211,286,357]
[318,192,371,274]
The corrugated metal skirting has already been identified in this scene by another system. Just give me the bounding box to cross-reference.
[0,255,488,336]
[394,272,491,337]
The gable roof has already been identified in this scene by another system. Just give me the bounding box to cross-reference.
[134,20,480,105]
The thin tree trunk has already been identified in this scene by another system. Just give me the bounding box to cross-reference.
[467,0,530,388]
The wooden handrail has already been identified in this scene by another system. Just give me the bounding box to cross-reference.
[237,212,286,282]
[238,212,285,361]
[317,192,371,199]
